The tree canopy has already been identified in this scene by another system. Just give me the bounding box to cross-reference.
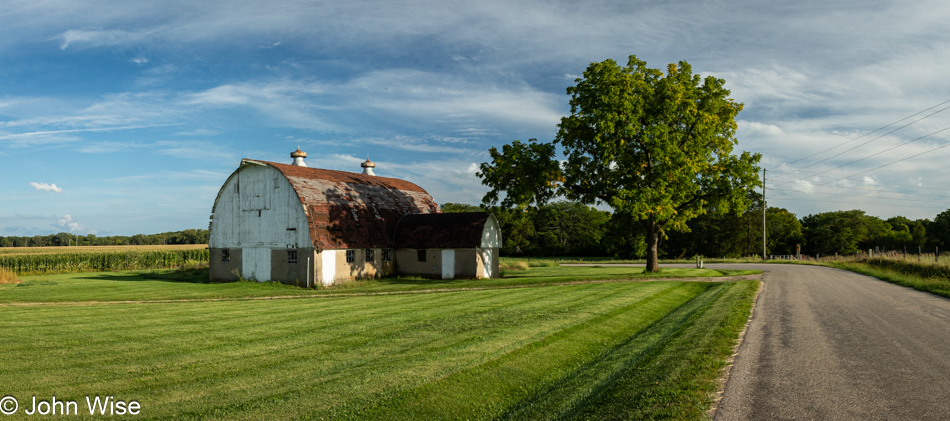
[478,55,761,271]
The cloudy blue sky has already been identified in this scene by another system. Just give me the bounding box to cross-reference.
[2,0,949,237]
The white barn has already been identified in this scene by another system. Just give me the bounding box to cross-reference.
[208,149,501,285]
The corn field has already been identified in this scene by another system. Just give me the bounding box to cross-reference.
[0,248,209,275]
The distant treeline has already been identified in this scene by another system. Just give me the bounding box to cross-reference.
[4,204,948,259]
[443,200,950,258]
[0,229,210,248]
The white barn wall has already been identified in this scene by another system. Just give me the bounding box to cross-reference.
[210,164,312,281]
[481,215,502,248]
[210,164,311,248]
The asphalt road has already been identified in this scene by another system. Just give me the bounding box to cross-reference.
[709,263,950,420]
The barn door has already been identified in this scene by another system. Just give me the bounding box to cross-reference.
[243,248,271,282]
[321,250,336,286]
[239,172,271,211]
[442,250,455,279]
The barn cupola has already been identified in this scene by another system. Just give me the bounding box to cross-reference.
[361,159,376,176]
[290,147,308,167]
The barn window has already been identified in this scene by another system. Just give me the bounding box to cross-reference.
[346,249,355,263]
[287,250,298,264]
[366,249,375,262]
[417,249,427,262]
[222,249,230,263]
[382,249,392,262]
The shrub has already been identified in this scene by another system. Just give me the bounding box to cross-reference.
[500,260,530,271]
[0,267,20,284]
[528,260,559,268]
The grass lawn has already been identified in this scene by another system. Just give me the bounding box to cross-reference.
[1,266,759,420]
[0,265,759,303]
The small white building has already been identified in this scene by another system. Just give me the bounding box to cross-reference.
[208,149,501,285]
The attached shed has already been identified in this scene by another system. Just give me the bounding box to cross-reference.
[393,212,501,279]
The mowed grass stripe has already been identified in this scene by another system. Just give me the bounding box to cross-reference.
[497,280,755,420]
[165,284,679,419]
[325,283,709,420]
[565,280,758,420]
[1,282,702,420]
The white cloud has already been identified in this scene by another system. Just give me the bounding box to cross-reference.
[792,179,815,194]
[130,57,148,65]
[345,69,563,129]
[30,182,63,193]
[77,141,148,154]
[185,85,251,106]
[335,135,478,155]
[58,29,152,50]
[58,214,81,232]
[156,145,213,159]
[173,129,221,137]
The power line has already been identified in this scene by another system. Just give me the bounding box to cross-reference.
[767,182,950,200]
[768,172,950,193]
[769,187,950,205]
[860,179,950,193]
[810,139,950,189]
[781,98,950,169]
[774,197,947,211]
[773,125,950,186]
[779,104,950,177]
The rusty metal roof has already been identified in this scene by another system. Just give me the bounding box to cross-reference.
[393,212,491,249]
[248,159,440,251]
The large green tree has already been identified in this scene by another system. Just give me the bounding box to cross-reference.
[478,55,761,271]
[766,207,805,255]
[930,209,950,250]
[800,210,896,255]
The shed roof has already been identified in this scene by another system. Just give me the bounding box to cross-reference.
[244,159,439,250]
[393,212,493,249]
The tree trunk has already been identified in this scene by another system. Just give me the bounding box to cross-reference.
[644,220,660,273]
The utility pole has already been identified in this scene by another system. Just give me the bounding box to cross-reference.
[762,168,767,260]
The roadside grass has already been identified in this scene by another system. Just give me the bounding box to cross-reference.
[827,259,950,299]
[1,279,758,420]
[0,264,759,304]
[501,256,769,267]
